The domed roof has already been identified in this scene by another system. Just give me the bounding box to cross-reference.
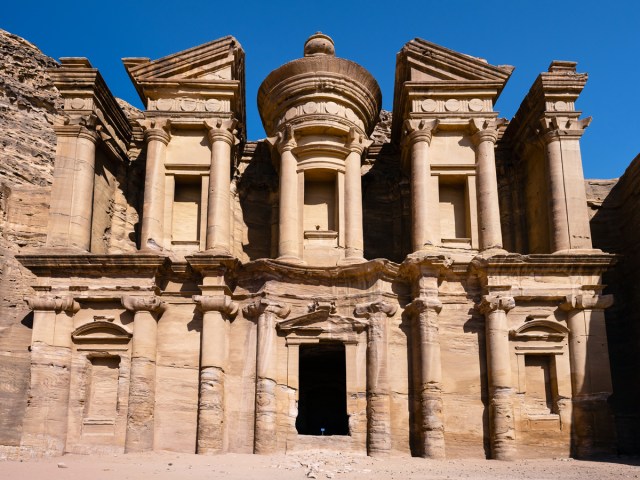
[258,34,381,136]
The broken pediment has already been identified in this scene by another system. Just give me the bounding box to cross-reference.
[277,309,367,337]
[123,36,245,118]
[391,38,515,142]
[397,38,514,86]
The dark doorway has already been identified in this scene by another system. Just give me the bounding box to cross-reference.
[296,342,349,436]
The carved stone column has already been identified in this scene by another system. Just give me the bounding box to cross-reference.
[193,293,238,454]
[204,119,237,255]
[560,293,615,457]
[480,293,516,460]
[355,300,398,456]
[140,120,170,250]
[275,125,302,263]
[341,128,371,264]
[244,298,290,454]
[471,119,503,250]
[47,121,99,250]
[540,117,592,252]
[406,296,445,458]
[21,296,79,455]
[404,119,439,252]
[121,295,164,453]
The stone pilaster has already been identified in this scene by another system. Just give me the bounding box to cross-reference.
[480,293,516,460]
[403,119,439,252]
[560,292,615,457]
[204,119,238,255]
[355,299,398,456]
[193,293,238,454]
[243,298,290,454]
[47,120,99,251]
[340,127,371,264]
[540,117,592,252]
[21,295,79,455]
[406,296,445,459]
[275,125,302,263]
[471,119,504,251]
[121,295,164,453]
[140,120,170,250]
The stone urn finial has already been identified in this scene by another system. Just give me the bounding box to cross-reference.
[304,32,335,57]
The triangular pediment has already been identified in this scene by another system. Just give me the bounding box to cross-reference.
[398,38,514,84]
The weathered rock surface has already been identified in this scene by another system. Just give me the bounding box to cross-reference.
[0,29,142,456]
[0,29,59,453]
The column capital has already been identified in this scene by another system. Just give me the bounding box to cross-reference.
[480,294,515,314]
[25,295,79,313]
[469,118,505,145]
[402,119,438,146]
[539,116,591,144]
[406,296,442,316]
[242,297,290,319]
[271,123,297,154]
[140,119,171,145]
[345,127,373,155]
[560,292,613,311]
[193,293,239,318]
[121,295,165,313]
[204,118,238,146]
[354,299,398,318]
[54,114,100,143]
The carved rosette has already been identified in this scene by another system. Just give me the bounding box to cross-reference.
[26,295,80,313]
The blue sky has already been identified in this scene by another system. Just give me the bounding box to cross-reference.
[3,0,638,179]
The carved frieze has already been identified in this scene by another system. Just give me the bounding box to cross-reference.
[411,97,492,114]
[275,100,366,131]
[147,98,231,113]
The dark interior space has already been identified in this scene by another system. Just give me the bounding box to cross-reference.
[296,342,349,436]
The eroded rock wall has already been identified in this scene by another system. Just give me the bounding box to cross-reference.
[0,29,59,452]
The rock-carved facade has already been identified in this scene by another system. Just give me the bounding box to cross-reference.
[15,33,616,459]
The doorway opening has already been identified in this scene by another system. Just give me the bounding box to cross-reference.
[296,342,349,436]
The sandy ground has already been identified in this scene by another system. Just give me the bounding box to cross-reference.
[1,451,639,480]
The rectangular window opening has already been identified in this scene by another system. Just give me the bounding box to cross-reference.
[172,176,202,245]
[304,172,337,233]
[524,355,557,415]
[439,176,470,243]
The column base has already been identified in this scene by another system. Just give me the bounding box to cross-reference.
[338,256,366,266]
[552,248,604,255]
[199,247,234,257]
[276,255,306,265]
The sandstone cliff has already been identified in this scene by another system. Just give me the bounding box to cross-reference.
[0,29,59,450]
[0,29,143,453]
